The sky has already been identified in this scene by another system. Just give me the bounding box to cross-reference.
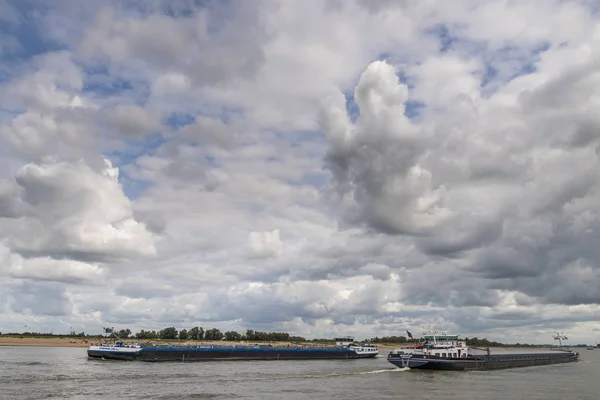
[1,0,600,345]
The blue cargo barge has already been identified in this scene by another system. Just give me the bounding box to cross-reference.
[87,342,379,361]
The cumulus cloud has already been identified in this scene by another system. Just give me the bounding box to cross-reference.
[103,104,162,139]
[321,60,451,234]
[1,0,600,345]
[3,158,156,262]
[9,256,108,285]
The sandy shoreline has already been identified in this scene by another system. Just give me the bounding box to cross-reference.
[0,337,398,350]
[0,337,91,347]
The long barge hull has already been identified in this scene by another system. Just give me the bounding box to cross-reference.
[388,352,579,371]
[88,347,376,362]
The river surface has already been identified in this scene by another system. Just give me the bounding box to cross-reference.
[1,346,598,399]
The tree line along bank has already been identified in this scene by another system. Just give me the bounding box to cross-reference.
[1,329,515,347]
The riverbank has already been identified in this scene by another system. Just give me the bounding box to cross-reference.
[0,336,399,350]
[0,337,91,347]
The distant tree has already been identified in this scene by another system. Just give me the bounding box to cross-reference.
[159,327,178,340]
[188,327,199,340]
[242,330,293,342]
[118,329,131,338]
[179,329,188,340]
[188,327,204,340]
[204,328,223,340]
[368,336,407,343]
[224,331,242,341]
[136,330,158,339]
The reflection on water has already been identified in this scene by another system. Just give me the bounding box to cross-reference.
[0,347,598,400]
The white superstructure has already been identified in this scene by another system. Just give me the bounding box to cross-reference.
[334,337,354,346]
[389,332,471,358]
[349,343,379,357]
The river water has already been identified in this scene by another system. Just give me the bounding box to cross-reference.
[0,346,598,399]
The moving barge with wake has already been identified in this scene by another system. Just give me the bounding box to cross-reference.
[387,332,579,371]
[88,341,379,362]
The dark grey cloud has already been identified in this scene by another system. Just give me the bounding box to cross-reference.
[9,281,70,316]
[78,0,267,87]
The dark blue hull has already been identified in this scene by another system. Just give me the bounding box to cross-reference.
[89,346,376,362]
[388,351,579,371]
[88,350,139,361]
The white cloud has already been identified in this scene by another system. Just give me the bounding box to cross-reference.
[4,158,156,261]
[0,0,600,345]
[247,229,284,259]
[10,256,108,285]
[321,60,452,234]
[103,104,162,138]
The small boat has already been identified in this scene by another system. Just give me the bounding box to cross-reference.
[387,332,579,371]
[348,343,379,358]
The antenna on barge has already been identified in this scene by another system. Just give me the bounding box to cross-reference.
[553,332,569,350]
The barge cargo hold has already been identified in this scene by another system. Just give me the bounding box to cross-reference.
[387,332,579,371]
[388,350,579,370]
[87,342,379,362]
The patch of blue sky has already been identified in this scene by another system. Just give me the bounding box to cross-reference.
[164,0,218,18]
[376,51,393,64]
[117,0,217,17]
[426,22,489,62]
[118,170,152,200]
[480,63,498,89]
[396,69,418,91]
[264,129,328,189]
[344,87,424,121]
[288,129,326,146]
[288,132,327,163]
[203,154,220,168]
[166,112,196,129]
[104,133,167,199]
[0,1,66,63]
[83,73,134,97]
[427,24,457,53]
[480,41,550,93]
[218,106,244,124]
[203,0,241,34]
[0,64,13,87]
[82,66,151,105]
[106,132,166,167]
[345,92,360,124]
[166,105,244,128]
[582,0,600,17]
[520,42,550,72]
[405,100,426,119]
